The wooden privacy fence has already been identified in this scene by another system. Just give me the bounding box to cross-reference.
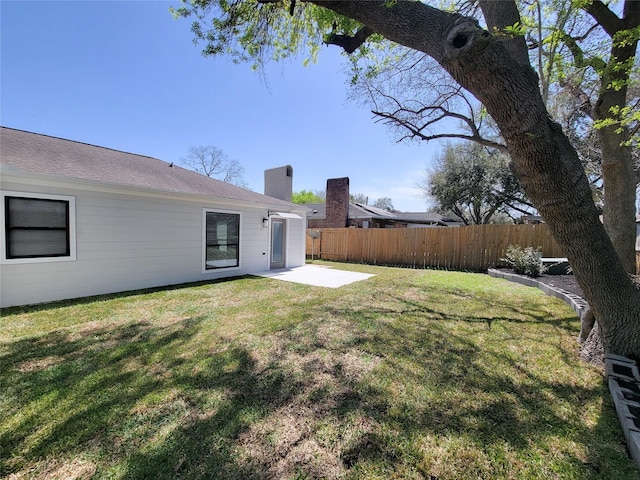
[305,224,564,272]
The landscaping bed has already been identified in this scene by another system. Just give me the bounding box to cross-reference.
[493,268,584,298]
[534,272,584,298]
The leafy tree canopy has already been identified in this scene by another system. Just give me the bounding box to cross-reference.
[170,1,371,68]
[422,142,533,225]
[292,189,325,204]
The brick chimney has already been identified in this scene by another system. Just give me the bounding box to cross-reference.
[326,177,349,228]
[264,165,293,202]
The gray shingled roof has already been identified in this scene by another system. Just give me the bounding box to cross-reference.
[0,127,296,207]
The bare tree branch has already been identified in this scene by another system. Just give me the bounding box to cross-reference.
[181,145,247,187]
[372,105,508,152]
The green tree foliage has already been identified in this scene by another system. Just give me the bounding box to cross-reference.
[291,189,324,204]
[170,1,366,68]
[423,143,532,225]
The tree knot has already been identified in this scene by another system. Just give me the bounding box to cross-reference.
[444,16,491,69]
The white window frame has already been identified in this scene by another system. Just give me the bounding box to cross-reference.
[202,208,242,274]
[1,190,77,264]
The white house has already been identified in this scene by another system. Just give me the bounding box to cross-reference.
[0,127,307,307]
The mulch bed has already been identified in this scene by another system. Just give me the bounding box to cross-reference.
[534,273,584,298]
[495,268,584,299]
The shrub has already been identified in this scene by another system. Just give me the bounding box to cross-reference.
[502,245,546,277]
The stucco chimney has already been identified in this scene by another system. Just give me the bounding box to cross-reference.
[264,165,293,202]
[326,177,350,228]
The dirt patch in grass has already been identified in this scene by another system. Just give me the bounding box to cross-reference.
[235,318,382,479]
[6,458,96,480]
[14,356,63,373]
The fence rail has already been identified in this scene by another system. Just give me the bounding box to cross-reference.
[305,224,565,271]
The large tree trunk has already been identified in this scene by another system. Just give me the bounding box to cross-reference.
[314,1,640,355]
[598,123,637,275]
[592,26,639,275]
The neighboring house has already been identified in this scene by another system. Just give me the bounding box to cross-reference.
[306,177,460,229]
[0,127,306,307]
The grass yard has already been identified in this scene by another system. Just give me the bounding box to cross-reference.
[1,262,636,479]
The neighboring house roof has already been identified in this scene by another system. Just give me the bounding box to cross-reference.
[0,127,296,207]
[305,203,327,218]
[306,202,392,220]
[351,203,396,218]
[305,201,459,226]
[389,212,461,226]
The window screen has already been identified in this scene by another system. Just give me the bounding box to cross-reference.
[5,196,70,258]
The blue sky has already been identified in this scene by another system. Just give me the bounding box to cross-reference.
[1,0,441,211]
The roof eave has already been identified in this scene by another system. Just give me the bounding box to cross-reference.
[1,166,306,212]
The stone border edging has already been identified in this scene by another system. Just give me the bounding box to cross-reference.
[487,268,588,318]
[606,354,640,468]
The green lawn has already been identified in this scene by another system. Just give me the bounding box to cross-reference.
[1,262,635,479]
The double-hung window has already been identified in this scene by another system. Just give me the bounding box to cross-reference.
[2,192,76,263]
[204,210,240,269]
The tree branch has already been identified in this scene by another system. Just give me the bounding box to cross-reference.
[311,0,461,60]
[583,0,640,36]
[505,200,536,214]
[371,99,508,152]
[372,107,507,152]
[558,30,607,73]
[623,0,640,29]
[559,80,594,118]
[585,1,623,36]
[478,0,529,66]
[324,26,374,54]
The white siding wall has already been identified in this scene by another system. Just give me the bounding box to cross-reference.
[1,177,304,307]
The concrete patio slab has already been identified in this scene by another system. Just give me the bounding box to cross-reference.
[254,264,375,288]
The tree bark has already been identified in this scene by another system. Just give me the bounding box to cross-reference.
[597,115,637,275]
[477,0,530,67]
[312,0,640,355]
[587,0,640,274]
